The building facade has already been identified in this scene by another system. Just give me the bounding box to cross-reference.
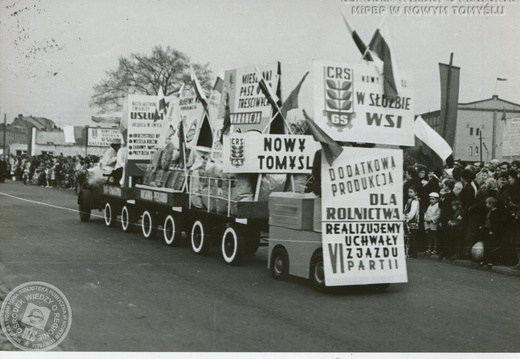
[421,95,520,163]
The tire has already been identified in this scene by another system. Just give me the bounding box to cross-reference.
[121,205,137,233]
[191,220,211,255]
[141,210,158,239]
[270,247,289,280]
[78,195,91,222]
[104,202,117,227]
[221,226,246,265]
[163,215,182,247]
[310,252,326,290]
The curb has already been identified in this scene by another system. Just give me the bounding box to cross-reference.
[417,253,520,277]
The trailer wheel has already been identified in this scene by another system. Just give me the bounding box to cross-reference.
[104,202,117,227]
[78,194,91,222]
[163,215,182,247]
[221,225,246,265]
[191,220,210,255]
[121,205,137,233]
[141,210,158,239]
[270,247,289,280]
[310,252,326,290]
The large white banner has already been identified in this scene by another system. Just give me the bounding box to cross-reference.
[313,60,414,146]
[222,133,318,173]
[321,147,408,286]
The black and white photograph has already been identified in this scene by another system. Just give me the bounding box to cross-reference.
[0,0,519,357]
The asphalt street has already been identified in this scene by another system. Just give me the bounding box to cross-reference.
[0,181,519,353]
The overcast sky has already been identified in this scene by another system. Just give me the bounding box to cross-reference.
[1,0,519,126]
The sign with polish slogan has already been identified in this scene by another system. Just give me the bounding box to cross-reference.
[87,127,121,147]
[222,132,319,173]
[321,147,408,286]
[313,60,414,146]
[125,95,165,161]
[217,62,280,133]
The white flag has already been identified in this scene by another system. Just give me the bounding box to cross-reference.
[63,125,75,143]
[414,116,452,160]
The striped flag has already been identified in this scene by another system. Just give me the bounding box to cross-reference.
[340,11,373,61]
[219,93,231,144]
[414,116,452,160]
[154,86,168,122]
[190,66,208,109]
[303,110,343,165]
[255,66,279,108]
[280,71,309,120]
[368,23,399,101]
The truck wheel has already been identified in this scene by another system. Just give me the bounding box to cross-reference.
[141,210,158,239]
[221,225,246,265]
[191,220,211,255]
[310,252,326,290]
[270,247,289,280]
[78,195,91,222]
[104,202,117,227]
[121,205,137,233]
[163,215,181,247]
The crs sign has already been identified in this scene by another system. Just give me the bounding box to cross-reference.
[324,66,354,130]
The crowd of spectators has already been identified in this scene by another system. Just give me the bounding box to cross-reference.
[0,153,99,192]
[403,159,520,270]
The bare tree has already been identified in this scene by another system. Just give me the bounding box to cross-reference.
[90,45,213,113]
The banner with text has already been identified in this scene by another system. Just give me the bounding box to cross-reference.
[87,127,121,147]
[125,95,164,161]
[157,90,205,152]
[313,60,414,146]
[222,133,319,173]
[217,62,280,133]
[321,147,407,286]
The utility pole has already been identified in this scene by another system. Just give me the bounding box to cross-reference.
[85,125,89,157]
[479,128,483,163]
[3,114,6,156]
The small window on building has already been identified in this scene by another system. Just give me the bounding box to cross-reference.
[470,128,473,135]
[476,128,480,136]
[475,147,479,156]
[469,146,473,156]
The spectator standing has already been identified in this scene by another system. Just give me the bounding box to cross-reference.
[479,197,503,268]
[424,192,441,256]
[404,186,421,259]
[448,199,464,259]
[439,178,457,258]
[459,169,478,258]
[0,155,7,183]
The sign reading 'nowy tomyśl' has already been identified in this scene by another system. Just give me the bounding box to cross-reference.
[222,132,319,173]
[321,147,408,286]
[313,60,414,146]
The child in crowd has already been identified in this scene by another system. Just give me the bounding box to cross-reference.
[448,200,464,260]
[424,192,441,256]
[45,164,52,188]
[479,197,502,268]
[404,185,421,259]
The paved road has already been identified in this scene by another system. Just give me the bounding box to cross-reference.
[0,181,519,352]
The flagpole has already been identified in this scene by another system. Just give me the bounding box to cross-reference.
[442,53,454,140]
